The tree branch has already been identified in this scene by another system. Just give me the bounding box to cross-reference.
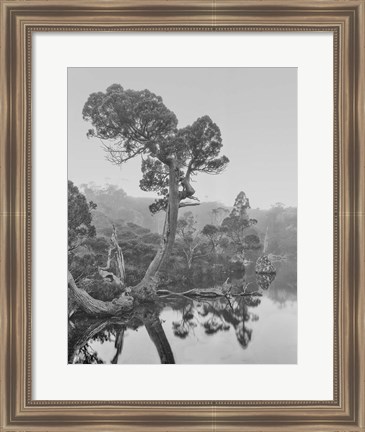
[179,202,200,208]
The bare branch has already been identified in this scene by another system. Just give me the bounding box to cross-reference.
[98,225,126,287]
[111,224,126,283]
[179,202,200,208]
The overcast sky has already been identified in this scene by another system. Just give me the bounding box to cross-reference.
[68,67,297,209]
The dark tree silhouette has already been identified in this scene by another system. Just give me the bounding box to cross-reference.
[221,191,260,259]
[201,224,222,253]
[68,180,96,252]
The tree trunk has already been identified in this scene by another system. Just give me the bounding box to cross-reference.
[134,161,180,299]
[111,326,126,364]
[144,315,175,364]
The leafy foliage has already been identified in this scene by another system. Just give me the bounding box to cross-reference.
[220,191,259,254]
[68,180,96,252]
[83,85,178,148]
[176,116,229,175]
[68,181,297,296]
[83,85,229,213]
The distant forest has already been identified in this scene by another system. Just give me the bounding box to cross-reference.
[69,182,296,303]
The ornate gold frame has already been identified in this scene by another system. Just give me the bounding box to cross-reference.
[0,0,364,430]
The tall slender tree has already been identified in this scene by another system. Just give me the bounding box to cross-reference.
[221,191,260,260]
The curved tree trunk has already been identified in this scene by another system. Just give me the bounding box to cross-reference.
[68,272,134,317]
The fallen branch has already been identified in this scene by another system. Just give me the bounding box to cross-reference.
[156,287,262,299]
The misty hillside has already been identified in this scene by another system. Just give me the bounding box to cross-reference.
[80,183,229,234]
[79,183,296,258]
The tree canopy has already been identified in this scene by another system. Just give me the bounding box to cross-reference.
[83,84,229,213]
[221,191,258,249]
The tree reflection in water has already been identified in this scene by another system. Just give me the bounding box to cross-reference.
[171,294,260,349]
[68,272,278,364]
[68,303,175,364]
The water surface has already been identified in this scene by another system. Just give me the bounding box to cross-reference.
[69,260,297,364]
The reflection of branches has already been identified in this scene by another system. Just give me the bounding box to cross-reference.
[196,302,228,335]
[169,296,257,348]
[69,302,175,364]
[68,317,119,363]
[69,289,263,364]
[218,298,253,348]
[111,326,126,364]
[74,345,104,364]
[235,323,252,348]
[172,303,197,339]
[203,316,230,335]
[172,321,189,338]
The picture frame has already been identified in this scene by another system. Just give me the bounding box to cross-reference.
[0,0,364,430]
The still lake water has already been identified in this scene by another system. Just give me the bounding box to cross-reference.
[69,260,297,364]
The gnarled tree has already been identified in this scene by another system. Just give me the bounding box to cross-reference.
[82,84,229,299]
[68,84,229,315]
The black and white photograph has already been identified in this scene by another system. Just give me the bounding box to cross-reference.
[68,67,297,365]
